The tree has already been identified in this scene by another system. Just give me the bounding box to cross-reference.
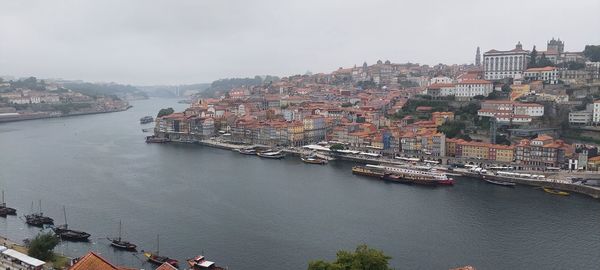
[329,144,346,151]
[529,46,538,67]
[308,244,392,270]
[157,107,175,117]
[437,120,466,138]
[583,45,600,62]
[537,53,554,67]
[28,232,59,261]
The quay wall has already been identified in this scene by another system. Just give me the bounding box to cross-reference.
[461,172,600,199]
[167,139,600,200]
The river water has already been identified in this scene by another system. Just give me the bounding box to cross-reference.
[0,98,598,270]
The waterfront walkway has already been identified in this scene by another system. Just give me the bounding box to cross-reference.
[189,139,600,199]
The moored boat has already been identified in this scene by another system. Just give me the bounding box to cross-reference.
[52,206,90,242]
[140,116,154,124]
[257,150,285,159]
[237,148,257,155]
[0,191,16,216]
[53,225,91,241]
[144,252,179,268]
[370,164,450,186]
[301,155,328,165]
[25,200,53,227]
[484,179,516,187]
[187,255,226,269]
[351,166,385,178]
[144,235,178,268]
[543,187,570,196]
[146,136,170,143]
[108,220,137,251]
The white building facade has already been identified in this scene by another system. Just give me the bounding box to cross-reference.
[484,42,530,81]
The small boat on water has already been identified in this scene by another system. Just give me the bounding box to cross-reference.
[144,235,179,268]
[187,255,226,270]
[485,179,516,187]
[25,201,54,227]
[543,187,570,196]
[108,220,137,251]
[0,191,17,216]
[52,206,90,242]
[301,154,328,165]
[142,128,153,133]
[140,116,154,124]
[146,136,170,143]
[257,150,285,159]
[237,148,257,155]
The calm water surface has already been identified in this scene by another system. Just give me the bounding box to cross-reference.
[0,98,599,270]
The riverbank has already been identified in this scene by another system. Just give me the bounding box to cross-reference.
[0,106,132,123]
[0,234,69,269]
[172,139,600,200]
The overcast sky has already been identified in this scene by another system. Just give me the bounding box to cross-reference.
[1,0,599,85]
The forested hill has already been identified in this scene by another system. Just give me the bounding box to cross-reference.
[63,82,148,99]
[200,75,280,97]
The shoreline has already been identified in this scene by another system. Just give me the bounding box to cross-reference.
[184,139,600,199]
[0,106,132,123]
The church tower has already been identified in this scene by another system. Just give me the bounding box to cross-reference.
[475,47,481,66]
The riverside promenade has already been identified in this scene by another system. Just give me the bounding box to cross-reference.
[187,139,600,199]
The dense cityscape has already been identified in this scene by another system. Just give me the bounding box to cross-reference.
[2,1,600,269]
[152,40,600,173]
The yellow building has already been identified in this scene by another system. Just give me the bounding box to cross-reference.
[461,142,490,160]
[493,146,515,162]
[510,84,530,101]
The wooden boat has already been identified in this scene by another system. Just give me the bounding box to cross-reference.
[52,206,91,241]
[108,220,137,251]
[257,150,285,159]
[543,187,570,196]
[25,201,54,227]
[187,255,226,270]
[144,235,178,268]
[237,148,257,155]
[485,179,516,187]
[352,166,386,178]
[301,155,328,165]
[140,116,154,124]
[146,136,170,143]
[0,191,17,216]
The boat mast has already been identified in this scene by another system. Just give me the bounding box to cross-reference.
[156,234,160,255]
[118,220,122,241]
[1,190,5,207]
[63,206,68,229]
[38,200,42,215]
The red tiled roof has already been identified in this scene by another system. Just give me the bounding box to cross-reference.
[69,252,125,270]
[156,262,178,270]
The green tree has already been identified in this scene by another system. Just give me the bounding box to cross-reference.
[308,245,392,270]
[28,232,60,261]
[529,46,538,67]
[537,53,554,67]
[583,45,600,62]
[329,144,346,151]
[157,107,175,117]
[437,120,466,138]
